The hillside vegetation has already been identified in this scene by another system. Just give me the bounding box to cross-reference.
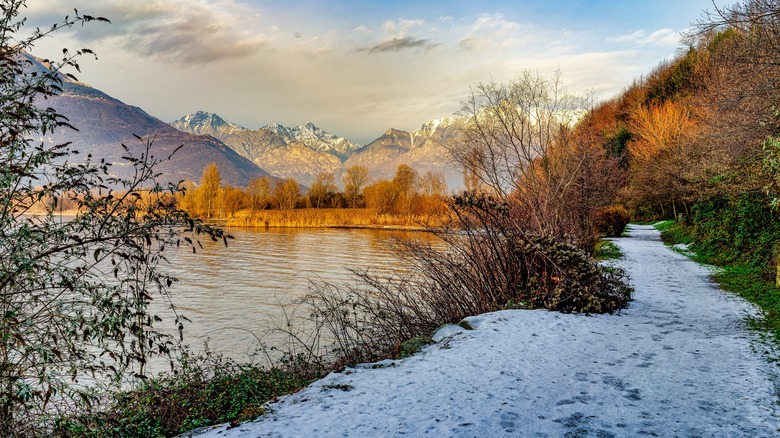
[582,0,780,337]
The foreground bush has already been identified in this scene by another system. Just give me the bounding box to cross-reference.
[511,235,632,313]
[54,353,318,437]
[0,4,229,434]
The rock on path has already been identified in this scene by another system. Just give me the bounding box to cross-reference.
[192,225,780,437]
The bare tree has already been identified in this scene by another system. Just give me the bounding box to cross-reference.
[447,70,599,245]
[342,165,370,208]
[308,171,337,208]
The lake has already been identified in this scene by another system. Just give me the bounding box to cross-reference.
[159,227,433,364]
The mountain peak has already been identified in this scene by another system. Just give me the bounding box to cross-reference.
[263,122,291,136]
[418,117,457,133]
[260,122,361,159]
[171,111,247,136]
[384,128,409,137]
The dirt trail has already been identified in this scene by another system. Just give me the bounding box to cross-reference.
[191,224,779,437]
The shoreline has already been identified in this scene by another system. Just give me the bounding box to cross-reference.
[190,224,780,437]
[217,223,435,232]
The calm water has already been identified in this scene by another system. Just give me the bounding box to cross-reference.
[159,227,431,363]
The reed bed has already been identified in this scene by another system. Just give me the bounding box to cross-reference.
[224,208,447,229]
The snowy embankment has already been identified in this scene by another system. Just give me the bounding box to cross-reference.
[191,225,779,437]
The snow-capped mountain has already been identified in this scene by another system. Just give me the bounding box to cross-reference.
[171,111,466,189]
[411,117,460,146]
[172,111,247,137]
[345,118,465,189]
[263,122,362,160]
[172,114,350,186]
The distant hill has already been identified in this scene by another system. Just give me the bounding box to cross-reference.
[172,112,465,189]
[28,55,272,188]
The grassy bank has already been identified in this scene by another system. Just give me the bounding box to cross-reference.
[594,240,624,261]
[654,217,780,341]
[55,354,322,437]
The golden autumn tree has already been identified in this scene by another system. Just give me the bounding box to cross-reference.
[308,171,337,208]
[176,180,199,216]
[222,185,246,218]
[416,171,449,216]
[626,100,698,216]
[273,178,301,210]
[392,164,418,216]
[363,180,397,214]
[198,163,222,219]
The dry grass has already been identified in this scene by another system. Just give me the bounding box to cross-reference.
[224,208,448,229]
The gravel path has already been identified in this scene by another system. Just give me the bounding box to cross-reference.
[192,224,780,437]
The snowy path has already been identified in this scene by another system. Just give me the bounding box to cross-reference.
[192,225,779,437]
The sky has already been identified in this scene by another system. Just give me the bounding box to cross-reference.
[25,0,722,144]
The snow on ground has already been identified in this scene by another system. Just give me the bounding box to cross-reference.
[190,225,780,437]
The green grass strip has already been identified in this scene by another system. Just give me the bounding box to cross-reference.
[657,222,780,343]
[594,240,623,261]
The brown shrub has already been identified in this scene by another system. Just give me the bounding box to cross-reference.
[593,205,631,237]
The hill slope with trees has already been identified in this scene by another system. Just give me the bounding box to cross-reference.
[582,0,780,336]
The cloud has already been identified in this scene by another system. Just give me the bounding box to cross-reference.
[355,17,438,54]
[29,0,269,65]
[458,13,527,52]
[357,36,439,53]
[608,28,681,47]
[638,28,680,46]
[381,18,424,36]
[607,30,647,43]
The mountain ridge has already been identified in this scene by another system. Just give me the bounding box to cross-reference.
[171,111,465,189]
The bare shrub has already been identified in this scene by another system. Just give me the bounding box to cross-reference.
[285,72,633,371]
[295,192,632,369]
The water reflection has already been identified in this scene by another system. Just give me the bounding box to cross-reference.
[159,227,434,363]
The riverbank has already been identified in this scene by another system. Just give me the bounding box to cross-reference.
[188,224,780,437]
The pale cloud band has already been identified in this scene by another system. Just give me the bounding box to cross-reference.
[608,28,683,46]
